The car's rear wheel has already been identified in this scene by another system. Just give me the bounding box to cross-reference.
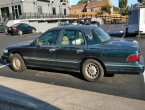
[18,30,23,35]
[11,53,26,72]
[32,29,36,33]
[82,59,104,82]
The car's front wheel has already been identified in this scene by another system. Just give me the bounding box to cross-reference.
[11,53,26,72]
[82,59,104,82]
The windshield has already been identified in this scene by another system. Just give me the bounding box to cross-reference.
[94,28,111,43]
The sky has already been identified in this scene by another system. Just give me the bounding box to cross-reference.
[70,0,138,7]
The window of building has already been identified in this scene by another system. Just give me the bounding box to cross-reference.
[37,5,43,14]
[52,7,56,15]
[64,9,66,15]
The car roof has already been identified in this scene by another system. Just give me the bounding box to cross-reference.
[51,25,97,31]
[12,23,28,26]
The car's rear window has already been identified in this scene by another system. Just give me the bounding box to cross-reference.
[94,28,111,43]
[12,23,20,27]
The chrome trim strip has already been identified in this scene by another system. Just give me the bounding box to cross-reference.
[55,60,78,63]
[28,57,78,63]
[29,57,55,62]
[105,64,142,68]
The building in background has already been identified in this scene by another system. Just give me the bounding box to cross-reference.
[69,0,113,18]
[0,0,70,20]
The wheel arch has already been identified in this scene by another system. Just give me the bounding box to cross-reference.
[9,50,24,60]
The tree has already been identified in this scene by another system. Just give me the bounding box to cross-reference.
[119,0,127,9]
[119,6,129,15]
[77,0,94,4]
[138,0,145,3]
[113,6,119,12]
[101,5,112,14]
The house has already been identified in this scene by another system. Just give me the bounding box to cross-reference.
[0,0,70,20]
[69,0,113,18]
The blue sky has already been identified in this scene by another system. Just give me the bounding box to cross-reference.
[71,0,138,6]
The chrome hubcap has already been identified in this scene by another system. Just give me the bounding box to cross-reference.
[85,63,99,79]
[13,58,21,70]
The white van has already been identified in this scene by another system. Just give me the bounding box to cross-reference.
[127,7,145,35]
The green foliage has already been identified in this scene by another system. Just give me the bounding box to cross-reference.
[77,0,95,4]
[119,6,129,15]
[138,0,145,3]
[78,0,90,4]
[113,6,119,12]
[119,0,127,9]
[101,5,112,14]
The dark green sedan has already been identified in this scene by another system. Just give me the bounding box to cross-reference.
[2,25,144,82]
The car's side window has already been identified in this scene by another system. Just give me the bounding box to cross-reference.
[85,30,99,45]
[61,30,85,46]
[38,30,60,46]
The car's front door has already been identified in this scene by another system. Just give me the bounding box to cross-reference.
[55,29,86,71]
[28,29,60,68]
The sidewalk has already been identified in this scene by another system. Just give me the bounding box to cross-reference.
[0,76,145,110]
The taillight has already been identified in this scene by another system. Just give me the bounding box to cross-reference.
[12,26,17,30]
[127,54,140,62]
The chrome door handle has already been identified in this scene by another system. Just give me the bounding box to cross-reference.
[77,49,84,53]
[49,49,56,52]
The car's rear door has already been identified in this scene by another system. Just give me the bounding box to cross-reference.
[22,24,32,33]
[55,29,86,71]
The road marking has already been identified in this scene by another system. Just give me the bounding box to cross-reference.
[119,31,124,33]
[0,63,11,69]
[107,30,111,32]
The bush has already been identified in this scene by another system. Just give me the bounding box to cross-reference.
[119,7,129,15]
[101,5,112,14]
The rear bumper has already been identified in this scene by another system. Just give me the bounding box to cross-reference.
[105,63,144,74]
[8,30,17,35]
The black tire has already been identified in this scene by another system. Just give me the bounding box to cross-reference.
[11,32,14,35]
[82,59,104,82]
[18,30,23,35]
[11,53,26,72]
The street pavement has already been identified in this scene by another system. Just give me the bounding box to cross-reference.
[0,24,145,109]
[0,76,145,110]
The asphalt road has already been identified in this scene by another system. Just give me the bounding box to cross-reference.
[0,24,145,101]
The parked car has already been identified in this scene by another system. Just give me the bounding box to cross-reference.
[58,22,73,27]
[0,24,8,33]
[7,23,36,35]
[2,25,144,82]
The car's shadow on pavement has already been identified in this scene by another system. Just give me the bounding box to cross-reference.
[0,85,59,110]
[0,58,145,101]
